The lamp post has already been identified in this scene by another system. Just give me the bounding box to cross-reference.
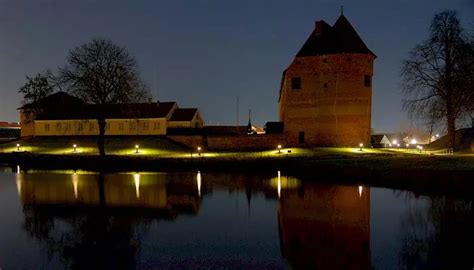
[197,146,202,156]
[16,144,20,151]
[277,144,282,154]
[73,144,77,153]
[359,143,363,151]
[135,145,139,154]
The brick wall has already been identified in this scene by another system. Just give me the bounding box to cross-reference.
[279,54,374,147]
[168,134,286,150]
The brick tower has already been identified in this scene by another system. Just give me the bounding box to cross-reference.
[278,12,375,146]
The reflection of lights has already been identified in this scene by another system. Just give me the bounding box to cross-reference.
[358,186,363,197]
[134,173,140,198]
[72,173,79,199]
[15,173,22,197]
[16,165,20,174]
[196,171,201,197]
[277,170,281,198]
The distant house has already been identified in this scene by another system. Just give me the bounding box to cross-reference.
[18,92,204,137]
[371,135,391,148]
[168,108,204,129]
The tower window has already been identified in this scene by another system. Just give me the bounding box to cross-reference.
[291,77,301,90]
[364,75,371,87]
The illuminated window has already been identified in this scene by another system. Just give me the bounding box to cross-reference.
[56,123,61,131]
[119,123,124,131]
[364,75,371,87]
[77,123,83,131]
[89,123,94,131]
[45,124,50,131]
[154,122,160,130]
[130,123,136,130]
[143,122,149,130]
[291,77,301,90]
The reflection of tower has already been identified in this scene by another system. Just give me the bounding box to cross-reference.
[278,185,371,269]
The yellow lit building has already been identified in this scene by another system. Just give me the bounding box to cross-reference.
[19,92,204,137]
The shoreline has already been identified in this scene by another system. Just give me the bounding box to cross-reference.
[1,152,473,198]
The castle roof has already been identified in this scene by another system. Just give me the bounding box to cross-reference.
[296,14,375,57]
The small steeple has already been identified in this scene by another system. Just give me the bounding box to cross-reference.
[340,5,344,16]
[246,109,253,135]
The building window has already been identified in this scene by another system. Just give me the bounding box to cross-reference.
[298,131,305,144]
[89,123,94,131]
[64,124,70,131]
[56,123,61,131]
[291,77,301,90]
[130,122,136,131]
[119,123,124,131]
[364,75,371,87]
[323,83,328,89]
[77,123,83,132]
[154,122,160,130]
[143,122,149,130]
[45,124,50,132]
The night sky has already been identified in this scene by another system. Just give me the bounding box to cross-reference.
[1,0,472,133]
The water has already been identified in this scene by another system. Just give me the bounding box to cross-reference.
[0,167,472,269]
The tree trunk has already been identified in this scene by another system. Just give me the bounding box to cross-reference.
[97,118,106,156]
[446,106,456,151]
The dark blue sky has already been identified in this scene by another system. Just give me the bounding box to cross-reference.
[1,0,472,132]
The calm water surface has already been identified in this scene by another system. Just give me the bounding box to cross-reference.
[0,167,472,269]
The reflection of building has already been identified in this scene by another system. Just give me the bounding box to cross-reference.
[17,172,201,215]
[278,185,371,269]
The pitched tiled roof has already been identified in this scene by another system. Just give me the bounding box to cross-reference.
[35,102,177,120]
[169,108,198,122]
[296,15,375,57]
[19,91,85,110]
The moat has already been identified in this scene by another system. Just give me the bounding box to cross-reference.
[0,168,472,269]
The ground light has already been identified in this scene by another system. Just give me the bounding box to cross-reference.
[359,143,363,151]
[197,146,202,156]
[277,144,282,153]
[73,144,77,152]
[135,145,139,154]
[16,144,20,151]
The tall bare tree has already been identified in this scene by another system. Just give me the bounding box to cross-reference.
[60,38,149,156]
[401,10,473,150]
[19,70,58,104]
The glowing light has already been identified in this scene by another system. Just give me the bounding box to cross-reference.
[135,145,139,154]
[397,144,400,147]
[134,173,140,199]
[16,165,20,174]
[278,144,282,153]
[15,173,22,197]
[277,170,281,198]
[72,173,79,199]
[359,143,363,151]
[436,134,440,138]
[16,144,20,151]
[406,143,410,148]
[197,146,202,156]
[73,144,77,152]
[196,171,202,197]
[392,140,398,145]
[411,139,417,144]
[358,186,363,197]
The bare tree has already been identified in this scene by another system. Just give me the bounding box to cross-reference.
[401,10,473,150]
[60,38,150,156]
[19,70,58,104]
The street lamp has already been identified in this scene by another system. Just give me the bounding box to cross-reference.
[135,145,139,154]
[73,144,77,152]
[16,143,20,151]
[197,146,202,156]
[277,144,282,153]
[359,143,363,151]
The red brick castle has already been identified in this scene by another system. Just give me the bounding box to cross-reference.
[279,12,375,146]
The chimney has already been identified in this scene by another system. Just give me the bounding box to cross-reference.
[315,20,326,35]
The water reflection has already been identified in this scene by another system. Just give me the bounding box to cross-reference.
[5,170,473,269]
[278,184,371,269]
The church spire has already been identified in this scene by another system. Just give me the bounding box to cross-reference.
[340,5,344,16]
